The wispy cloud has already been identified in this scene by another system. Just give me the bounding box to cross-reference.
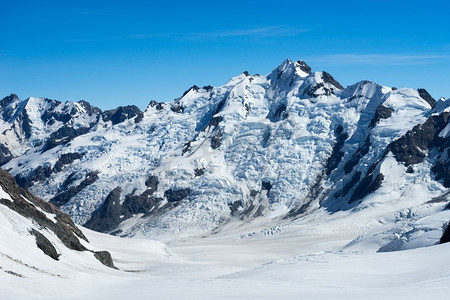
[307,54,448,66]
[189,25,311,39]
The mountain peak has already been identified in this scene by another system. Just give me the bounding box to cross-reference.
[295,60,312,76]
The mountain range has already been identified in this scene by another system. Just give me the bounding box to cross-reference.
[1,59,450,249]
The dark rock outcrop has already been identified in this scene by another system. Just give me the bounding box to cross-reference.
[344,135,371,174]
[0,94,19,108]
[211,128,223,149]
[306,82,335,97]
[370,105,393,127]
[94,251,116,268]
[20,109,33,139]
[149,100,164,110]
[335,171,362,199]
[417,88,436,108]
[194,168,204,177]
[325,125,348,176]
[440,222,450,244]
[171,103,184,113]
[165,188,190,202]
[296,60,311,74]
[388,113,450,166]
[268,103,287,122]
[261,181,272,193]
[77,100,102,115]
[85,184,162,233]
[0,143,13,166]
[349,172,384,204]
[102,105,143,125]
[15,165,53,189]
[50,171,99,207]
[43,125,91,152]
[431,160,450,187]
[322,71,344,90]
[30,228,60,260]
[145,174,159,190]
[123,189,158,215]
[0,94,19,120]
[53,152,84,173]
[84,187,123,233]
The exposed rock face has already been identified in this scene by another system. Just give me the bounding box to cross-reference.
[296,60,311,74]
[14,165,52,189]
[0,143,12,166]
[30,228,60,260]
[145,175,159,190]
[325,126,348,176]
[50,171,99,206]
[149,100,164,110]
[388,113,450,166]
[210,129,223,149]
[84,182,163,233]
[322,71,344,90]
[53,152,84,173]
[306,82,335,97]
[171,103,184,113]
[418,88,436,108]
[102,105,143,125]
[349,173,384,204]
[43,126,92,152]
[165,188,190,202]
[370,105,393,127]
[94,251,116,268]
[344,136,371,174]
[440,222,450,244]
[83,187,123,233]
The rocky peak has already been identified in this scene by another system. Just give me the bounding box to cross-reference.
[77,100,102,115]
[102,105,143,125]
[295,60,312,76]
[0,94,19,108]
[417,88,436,108]
[322,71,344,90]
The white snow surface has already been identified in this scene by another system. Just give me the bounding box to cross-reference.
[2,203,450,300]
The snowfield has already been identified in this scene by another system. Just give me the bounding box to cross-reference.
[2,204,450,299]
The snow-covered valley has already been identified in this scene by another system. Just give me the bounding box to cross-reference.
[2,205,450,299]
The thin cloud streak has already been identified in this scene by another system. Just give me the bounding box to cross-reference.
[63,26,311,44]
[308,54,448,66]
[190,26,312,39]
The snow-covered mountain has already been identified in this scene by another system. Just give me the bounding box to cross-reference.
[0,167,116,278]
[1,59,450,250]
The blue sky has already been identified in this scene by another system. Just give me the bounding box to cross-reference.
[1,0,449,110]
